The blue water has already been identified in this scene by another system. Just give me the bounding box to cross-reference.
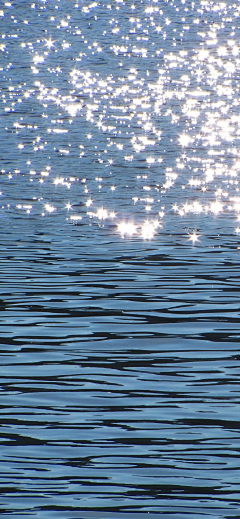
[1,0,240,517]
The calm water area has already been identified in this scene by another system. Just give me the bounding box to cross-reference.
[2,0,240,517]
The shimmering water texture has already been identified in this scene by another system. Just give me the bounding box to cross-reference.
[2,0,240,518]
[2,0,240,241]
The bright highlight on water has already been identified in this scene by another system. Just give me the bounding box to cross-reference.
[1,0,240,245]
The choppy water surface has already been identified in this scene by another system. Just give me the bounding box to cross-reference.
[2,0,240,517]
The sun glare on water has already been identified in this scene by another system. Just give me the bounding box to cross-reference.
[2,0,240,245]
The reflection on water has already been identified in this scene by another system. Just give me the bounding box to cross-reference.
[2,0,240,241]
[2,0,240,517]
[2,232,240,517]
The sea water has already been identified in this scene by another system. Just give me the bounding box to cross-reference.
[1,1,240,517]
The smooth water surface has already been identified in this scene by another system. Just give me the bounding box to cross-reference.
[1,1,240,517]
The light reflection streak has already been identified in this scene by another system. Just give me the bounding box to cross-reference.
[44,203,56,213]
[141,220,159,240]
[118,222,137,237]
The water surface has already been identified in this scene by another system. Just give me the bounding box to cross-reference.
[1,1,240,517]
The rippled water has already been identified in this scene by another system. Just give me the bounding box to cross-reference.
[2,0,240,517]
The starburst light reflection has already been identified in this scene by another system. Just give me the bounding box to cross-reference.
[188,232,201,244]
